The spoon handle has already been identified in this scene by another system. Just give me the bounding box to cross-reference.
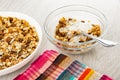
[82,32,117,47]
[94,37,117,47]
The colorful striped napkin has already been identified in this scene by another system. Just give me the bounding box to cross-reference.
[14,50,113,80]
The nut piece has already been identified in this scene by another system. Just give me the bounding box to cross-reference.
[0,51,3,56]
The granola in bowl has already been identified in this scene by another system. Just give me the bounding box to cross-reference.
[54,17,101,51]
[0,16,39,70]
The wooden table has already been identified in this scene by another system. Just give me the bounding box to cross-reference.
[0,0,120,79]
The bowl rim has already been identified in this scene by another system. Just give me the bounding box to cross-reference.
[44,4,108,49]
[0,11,42,76]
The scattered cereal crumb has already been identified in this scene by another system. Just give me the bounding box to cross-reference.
[81,20,85,23]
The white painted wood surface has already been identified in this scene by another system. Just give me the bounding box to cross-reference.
[0,0,120,79]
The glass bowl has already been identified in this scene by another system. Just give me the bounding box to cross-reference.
[44,5,108,54]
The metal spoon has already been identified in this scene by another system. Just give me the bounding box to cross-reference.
[81,32,117,47]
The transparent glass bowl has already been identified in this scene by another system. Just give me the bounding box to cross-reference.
[44,5,108,54]
[0,12,42,76]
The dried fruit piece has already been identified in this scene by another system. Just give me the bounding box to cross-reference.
[6,37,12,43]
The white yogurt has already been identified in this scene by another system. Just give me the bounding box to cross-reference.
[60,20,93,33]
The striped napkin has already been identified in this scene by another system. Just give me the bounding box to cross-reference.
[14,50,113,80]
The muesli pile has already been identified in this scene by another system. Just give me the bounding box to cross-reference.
[0,16,39,70]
